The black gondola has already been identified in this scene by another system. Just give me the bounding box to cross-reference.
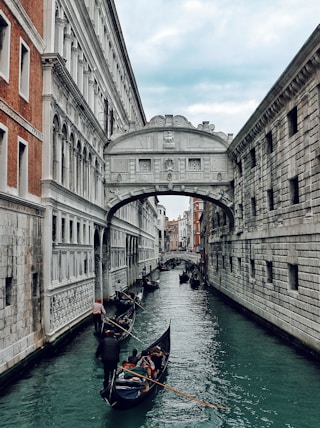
[100,305,136,342]
[179,271,189,284]
[100,324,170,409]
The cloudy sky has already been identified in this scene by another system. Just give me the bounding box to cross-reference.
[114,0,319,219]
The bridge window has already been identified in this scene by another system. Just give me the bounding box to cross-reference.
[287,106,298,137]
[188,158,201,171]
[139,159,151,171]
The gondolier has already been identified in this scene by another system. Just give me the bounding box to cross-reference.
[92,299,106,332]
[96,330,120,389]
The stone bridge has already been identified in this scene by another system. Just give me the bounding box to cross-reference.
[104,115,235,227]
[160,251,201,264]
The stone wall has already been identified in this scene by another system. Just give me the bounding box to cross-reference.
[206,26,320,356]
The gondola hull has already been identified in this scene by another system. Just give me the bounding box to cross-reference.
[101,325,170,409]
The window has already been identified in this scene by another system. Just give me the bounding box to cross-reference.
[266,261,273,283]
[52,214,57,242]
[289,176,299,204]
[18,140,28,197]
[237,160,242,176]
[267,188,274,211]
[237,257,241,273]
[250,148,256,168]
[288,263,299,291]
[61,218,65,243]
[188,158,201,171]
[251,197,257,217]
[266,131,273,154]
[250,259,255,278]
[229,256,233,272]
[5,277,13,306]
[287,106,298,137]
[19,38,30,101]
[0,12,10,81]
[69,220,73,242]
[0,126,8,190]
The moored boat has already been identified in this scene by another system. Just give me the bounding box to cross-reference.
[100,324,170,409]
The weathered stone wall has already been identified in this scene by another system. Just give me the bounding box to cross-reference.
[206,26,320,355]
[0,197,43,375]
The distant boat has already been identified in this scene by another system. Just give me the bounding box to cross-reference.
[179,271,189,284]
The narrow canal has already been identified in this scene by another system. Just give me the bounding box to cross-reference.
[1,267,319,427]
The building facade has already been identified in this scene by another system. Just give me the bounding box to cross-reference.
[204,25,320,356]
[0,0,159,380]
[0,0,45,380]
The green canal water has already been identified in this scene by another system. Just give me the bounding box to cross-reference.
[1,267,319,427]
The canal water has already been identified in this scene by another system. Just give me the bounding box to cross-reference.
[1,267,319,427]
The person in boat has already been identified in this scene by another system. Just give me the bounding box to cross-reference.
[136,350,155,377]
[149,345,165,376]
[96,330,120,388]
[115,279,121,300]
[128,348,139,365]
[92,299,106,332]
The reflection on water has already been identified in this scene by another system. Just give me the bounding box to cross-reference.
[1,266,320,427]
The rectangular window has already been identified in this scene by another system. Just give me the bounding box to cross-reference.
[288,263,299,290]
[188,158,201,171]
[266,131,273,154]
[289,176,299,204]
[250,259,255,278]
[267,188,274,211]
[18,140,28,197]
[5,277,13,306]
[32,272,39,297]
[69,220,73,242]
[251,197,257,217]
[250,148,256,168]
[52,214,57,242]
[19,38,30,101]
[229,256,233,273]
[237,160,242,176]
[77,221,80,243]
[266,261,273,283]
[0,126,8,190]
[0,12,10,81]
[287,106,298,137]
[61,218,65,243]
[237,257,241,273]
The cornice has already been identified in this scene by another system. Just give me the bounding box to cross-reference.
[228,25,320,160]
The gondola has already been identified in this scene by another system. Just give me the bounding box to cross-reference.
[179,271,189,284]
[101,324,170,409]
[100,304,136,342]
[142,277,160,292]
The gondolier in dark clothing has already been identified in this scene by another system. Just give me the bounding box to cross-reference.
[96,331,120,388]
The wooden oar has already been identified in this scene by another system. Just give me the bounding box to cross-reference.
[123,368,227,409]
[122,291,145,311]
[105,317,146,345]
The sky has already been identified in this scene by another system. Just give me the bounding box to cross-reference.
[114,0,320,219]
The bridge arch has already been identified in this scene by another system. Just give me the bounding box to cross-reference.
[105,114,235,227]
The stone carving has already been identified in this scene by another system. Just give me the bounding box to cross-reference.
[163,131,175,148]
[165,158,174,171]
